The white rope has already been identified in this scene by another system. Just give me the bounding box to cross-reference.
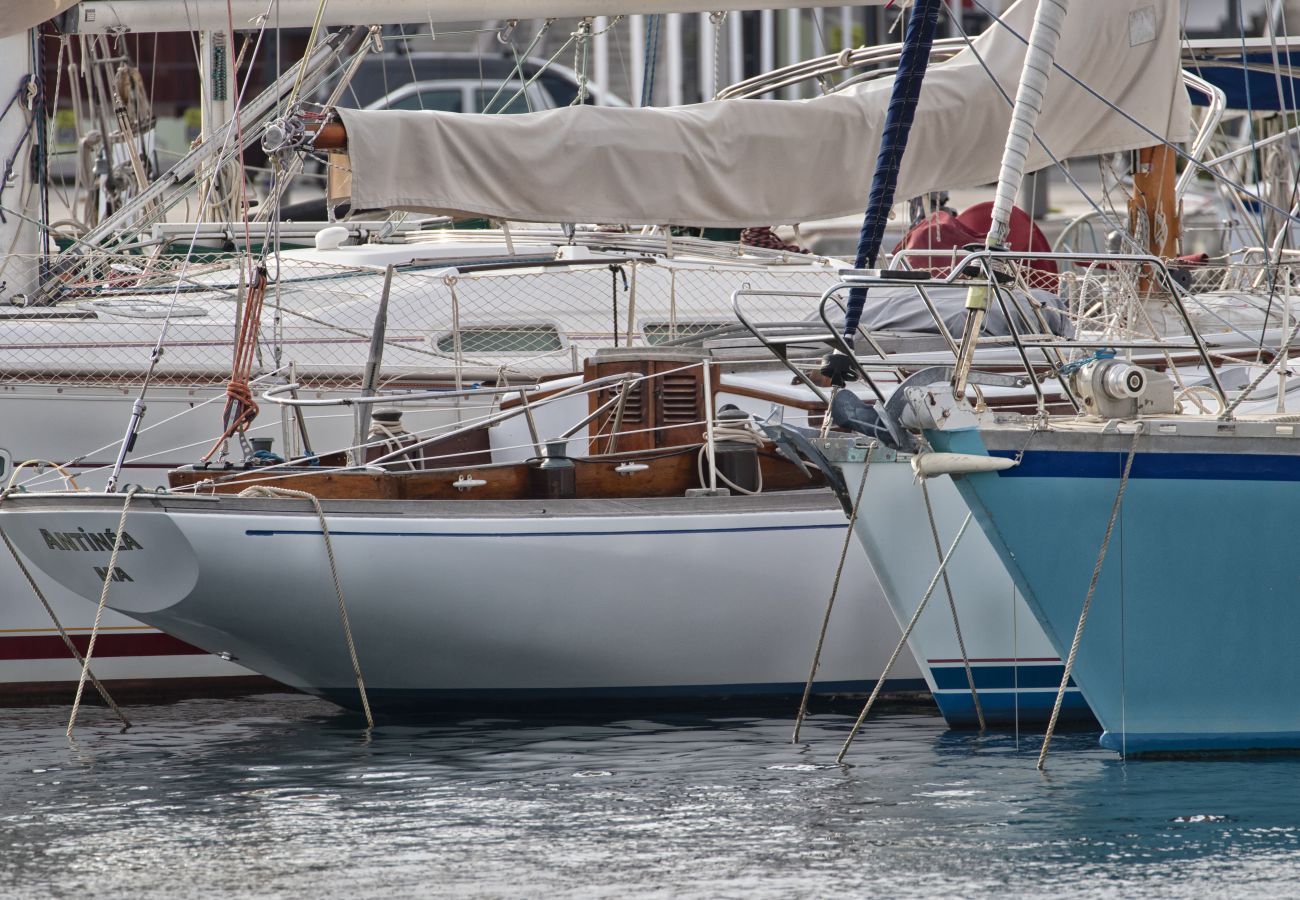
[237,486,374,729]
[695,413,766,495]
[1037,424,1140,770]
[0,491,129,728]
[68,486,140,737]
[792,442,874,743]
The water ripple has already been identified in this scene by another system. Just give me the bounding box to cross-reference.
[0,694,1298,897]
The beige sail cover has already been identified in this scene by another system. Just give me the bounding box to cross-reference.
[337,0,1191,227]
[1,0,79,37]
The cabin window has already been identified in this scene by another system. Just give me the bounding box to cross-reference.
[642,322,731,345]
[434,325,564,355]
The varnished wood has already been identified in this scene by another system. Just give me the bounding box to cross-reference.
[168,445,820,501]
[313,121,347,150]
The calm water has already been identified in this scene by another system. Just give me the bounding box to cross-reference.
[2,693,1298,898]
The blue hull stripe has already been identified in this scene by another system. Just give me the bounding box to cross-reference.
[246,523,847,539]
[930,663,1076,691]
[1101,730,1300,755]
[936,689,1094,727]
[990,449,1300,481]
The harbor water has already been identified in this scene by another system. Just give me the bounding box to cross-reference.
[3,693,1298,897]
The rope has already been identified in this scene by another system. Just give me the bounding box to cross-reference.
[1036,424,1141,770]
[695,414,767,495]
[792,442,874,743]
[68,486,140,737]
[837,513,972,764]
[237,486,373,729]
[201,264,269,462]
[920,478,985,732]
[0,488,129,727]
[6,460,80,492]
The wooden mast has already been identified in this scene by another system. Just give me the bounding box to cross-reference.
[1129,144,1180,287]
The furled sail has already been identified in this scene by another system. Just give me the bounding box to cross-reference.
[335,0,1189,228]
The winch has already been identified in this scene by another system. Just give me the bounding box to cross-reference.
[1069,357,1176,419]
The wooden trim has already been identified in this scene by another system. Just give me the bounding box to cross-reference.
[167,444,821,501]
[722,382,827,413]
[313,122,348,150]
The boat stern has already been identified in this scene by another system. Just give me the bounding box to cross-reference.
[0,493,201,614]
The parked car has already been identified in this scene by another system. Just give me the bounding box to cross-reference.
[322,51,626,110]
[364,79,550,115]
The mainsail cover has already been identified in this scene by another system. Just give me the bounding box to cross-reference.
[1,0,80,38]
[337,0,1190,227]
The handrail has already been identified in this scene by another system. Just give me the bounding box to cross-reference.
[260,372,630,409]
[730,288,833,407]
[716,38,968,100]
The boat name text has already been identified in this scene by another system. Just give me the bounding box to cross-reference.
[40,528,143,552]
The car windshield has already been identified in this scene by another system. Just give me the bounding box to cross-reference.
[388,88,461,112]
[475,87,534,114]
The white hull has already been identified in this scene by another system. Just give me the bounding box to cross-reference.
[0,491,920,711]
[837,447,1090,726]
[0,235,845,699]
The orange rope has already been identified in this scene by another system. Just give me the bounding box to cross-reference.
[201,264,268,462]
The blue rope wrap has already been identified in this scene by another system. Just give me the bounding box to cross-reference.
[1057,348,1116,377]
[841,0,944,344]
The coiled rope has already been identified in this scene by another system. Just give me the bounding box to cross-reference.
[792,442,874,743]
[238,486,373,730]
[1036,424,1141,770]
[696,414,767,495]
[68,486,140,737]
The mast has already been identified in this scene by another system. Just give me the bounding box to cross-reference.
[1129,143,1180,260]
[0,30,40,301]
[951,0,1069,398]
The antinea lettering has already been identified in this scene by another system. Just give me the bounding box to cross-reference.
[39,528,144,552]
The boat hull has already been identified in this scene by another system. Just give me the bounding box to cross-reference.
[834,444,1090,727]
[0,490,920,713]
[930,422,1300,755]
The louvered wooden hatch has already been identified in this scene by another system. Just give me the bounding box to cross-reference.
[584,348,718,454]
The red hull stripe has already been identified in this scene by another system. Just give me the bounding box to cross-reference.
[0,632,206,661]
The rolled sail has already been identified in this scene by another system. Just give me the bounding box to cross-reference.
[335,0,1190,228]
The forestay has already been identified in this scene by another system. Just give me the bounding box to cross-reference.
[336,0,1189,228]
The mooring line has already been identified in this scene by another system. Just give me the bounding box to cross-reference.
[0,518,129,728]
[837,513,972,764]
[239,486,374,730]
[792,443,875,744]
[69,486,140,737]
[1037,425,1141,771]
[920,478,985,732]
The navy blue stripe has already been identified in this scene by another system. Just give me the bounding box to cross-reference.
[315,678,931,712]
[245,523,847,539]
[991,449,1300,481]
[935,689,1094,728]
[930,663,1075,691]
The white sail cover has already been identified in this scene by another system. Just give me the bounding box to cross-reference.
[337,0,1190,227]
[1,0,79,38]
